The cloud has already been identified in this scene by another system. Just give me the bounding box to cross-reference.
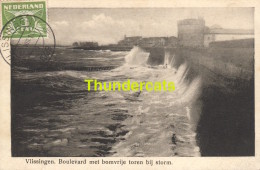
[49,8,253,45]
[77,13,142,45]
[51,20,72,45]
[51,14,128,45]
[51,13,178,45]
[78,13,126,44]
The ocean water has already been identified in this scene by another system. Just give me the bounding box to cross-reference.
[12,46,203,157]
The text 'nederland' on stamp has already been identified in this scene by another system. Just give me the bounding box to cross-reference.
[1,1,47,38]
[0,0,56,65]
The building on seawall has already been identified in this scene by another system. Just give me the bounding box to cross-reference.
[117,35,178,48]
[177,18,206,48]
[117,35,142,46]
[177,18,254,47]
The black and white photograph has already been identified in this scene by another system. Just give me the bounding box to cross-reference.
[2,7,255,157]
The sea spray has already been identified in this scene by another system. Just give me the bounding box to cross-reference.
[12,48,202,157]
[110,47,202,156]
[164,50,176,69]
[125,46,150,65]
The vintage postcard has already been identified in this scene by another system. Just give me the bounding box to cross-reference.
[0,0,259,169]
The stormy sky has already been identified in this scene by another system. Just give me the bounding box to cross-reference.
[48,8,254,45]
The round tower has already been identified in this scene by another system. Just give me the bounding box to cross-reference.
[177,18,205,47]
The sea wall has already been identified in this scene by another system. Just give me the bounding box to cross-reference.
[145,45,254,81]
[144,42,254,156]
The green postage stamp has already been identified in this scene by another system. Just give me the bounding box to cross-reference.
[1,1,47,38]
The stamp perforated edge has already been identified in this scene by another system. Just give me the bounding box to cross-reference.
[0,0,49,37]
